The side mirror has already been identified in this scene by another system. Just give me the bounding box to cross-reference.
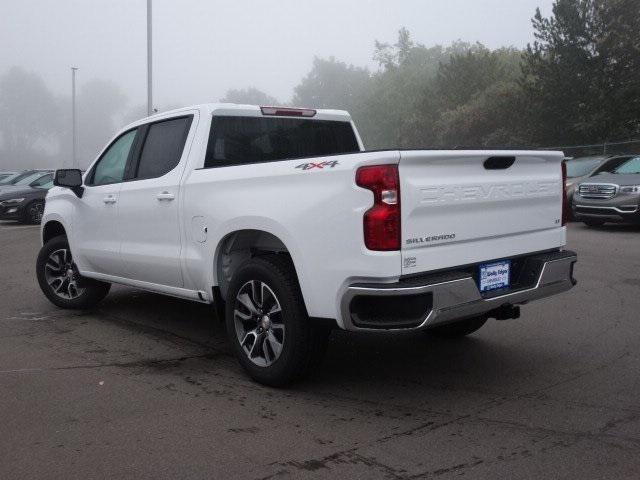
[54,169,84,197]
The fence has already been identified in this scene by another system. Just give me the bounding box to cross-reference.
[543,139,640,158]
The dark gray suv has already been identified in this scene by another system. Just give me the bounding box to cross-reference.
[573,156,640,226]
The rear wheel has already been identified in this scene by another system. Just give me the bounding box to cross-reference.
[23,200,44,224]
[225,254,330,387]
[584,219,605,227]
[36,235,111,309]
[427,315,488,339]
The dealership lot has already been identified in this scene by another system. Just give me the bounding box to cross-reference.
[0,222,639,479]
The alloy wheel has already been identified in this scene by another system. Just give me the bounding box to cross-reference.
[30,202,44,224]
[44,248,85,300]
[233,280,285,367]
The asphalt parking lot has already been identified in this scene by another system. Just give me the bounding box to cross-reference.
[1,222,639,479]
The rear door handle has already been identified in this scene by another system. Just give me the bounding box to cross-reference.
[156,191,175,201]
[103,195,117,204]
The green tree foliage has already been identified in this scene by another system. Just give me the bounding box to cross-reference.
[594,0,640,140]
[220,87,279,106]
[363,34,477,148]
[434,47,527,146]
[292,1,638,148]
[523,0,640,144]
[293,57,370,110]
[290,31,530,149]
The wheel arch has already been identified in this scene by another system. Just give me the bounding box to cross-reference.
[42,219,67,244]
[212,226,309,313]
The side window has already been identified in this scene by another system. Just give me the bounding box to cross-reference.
[615,156,640,174]
[135,117,192,180]
[30,174,53,187]
[90,129,137,186]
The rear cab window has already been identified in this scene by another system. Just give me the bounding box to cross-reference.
[135,116,193,180]
[204,116,360,168]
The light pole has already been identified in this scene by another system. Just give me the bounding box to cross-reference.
[147,0,153,116]
[71,67,79,168]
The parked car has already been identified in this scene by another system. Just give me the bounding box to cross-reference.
[564,155,635,217]
[37,104,577,386]
[0,175,53,224]
[573,155,640,226]
[565,155,629,199]
[0,171,53,195]
[0,171,20,183]
[0,171,29,186]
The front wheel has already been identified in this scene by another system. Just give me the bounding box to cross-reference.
[23,200,44,224]
[225,254,329,387]
[36,235,111,309]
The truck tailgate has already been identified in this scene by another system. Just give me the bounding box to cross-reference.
[399,150,566,275]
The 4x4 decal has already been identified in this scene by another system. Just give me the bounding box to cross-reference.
[295,160,339,171]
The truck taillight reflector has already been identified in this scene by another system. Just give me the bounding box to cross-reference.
[561,160,569,226]
[260,106,316,117]
[356,165,401,251]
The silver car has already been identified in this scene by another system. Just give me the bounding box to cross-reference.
[572,156,640,226]
[565,155,634,204]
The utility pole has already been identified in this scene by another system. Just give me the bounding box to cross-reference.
[71,67,79,168]
[147,0,153,116]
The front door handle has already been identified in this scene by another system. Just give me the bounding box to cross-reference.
[103,195,117,204]
[156,191,175,201]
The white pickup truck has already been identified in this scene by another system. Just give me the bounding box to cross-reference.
[38,104,577,385]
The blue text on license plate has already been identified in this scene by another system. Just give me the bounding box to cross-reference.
[478,260,511,292]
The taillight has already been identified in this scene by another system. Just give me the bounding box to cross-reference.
[356,165,401,251]
[561,160,569,226]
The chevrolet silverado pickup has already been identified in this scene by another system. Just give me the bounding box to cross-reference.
[37,104,577,386]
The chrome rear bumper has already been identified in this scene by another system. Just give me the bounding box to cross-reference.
[341,250,577,332]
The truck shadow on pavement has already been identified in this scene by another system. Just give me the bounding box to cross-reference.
[94,286,545,398]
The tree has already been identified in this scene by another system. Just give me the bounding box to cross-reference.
[292,57,374,145]
[0,67,58,165]
[592,0,640,139]
[364,33,500,148]
[220,87,279,105]
[433,47,528,146]
[373,27,414,70]
[436,81,530,147]
[363,31,458,148]
[292,57,371,111]
[522,0,640,144]
[436,46,520,109]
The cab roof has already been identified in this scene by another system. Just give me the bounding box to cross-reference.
[127,103,352,129]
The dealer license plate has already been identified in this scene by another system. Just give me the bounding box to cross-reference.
[478,260,511,292]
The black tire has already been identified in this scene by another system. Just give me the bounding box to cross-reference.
[225,254,330,387]
[584,220,605,227]
[427,315,488,339]
[36,235,111,309]
[23,200,44,224]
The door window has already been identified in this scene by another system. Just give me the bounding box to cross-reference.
[135,117,192,180]
[90,129,137,186]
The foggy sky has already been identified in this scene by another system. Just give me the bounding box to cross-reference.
[1,0,554,110]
